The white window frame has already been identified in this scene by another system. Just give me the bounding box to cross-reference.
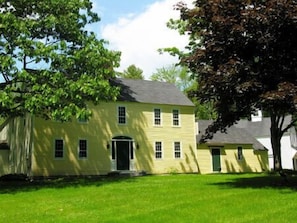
[118,106,127,125]
[78,139,88,159]
[155,141,163,159]
[173,141,182,159]
[172,109,180,126]
[54,139,64,159]
[153,108,162,126]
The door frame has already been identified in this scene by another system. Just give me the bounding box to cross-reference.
[211,147,221,172]
[111,136,135,171]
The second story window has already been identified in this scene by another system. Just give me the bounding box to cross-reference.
[154,108,161,126]
[78,114,88,123]
[172,109,180,126]
[118,106,126,124]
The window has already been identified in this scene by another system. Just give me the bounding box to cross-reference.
[174,142,181,159]
[155,141,162,159]
[154,108,161,126]
[79,139,87,158]
[118,106,126,124]
[172,109,179,126]
[237,146,243,160]
[54,139,64,158]
[78,114,88,123]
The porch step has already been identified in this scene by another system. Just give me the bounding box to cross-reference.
[107,170,147,177]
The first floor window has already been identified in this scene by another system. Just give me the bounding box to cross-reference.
[79,139,87,158]
[55,139,64,158]
[155,141,162,159]
[118,106,126,124]
[237,146,243,160]
[174,142,181,158]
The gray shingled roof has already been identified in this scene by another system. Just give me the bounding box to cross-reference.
[197,120,266,151]
[235,116,292,137]
[111,78,194,106]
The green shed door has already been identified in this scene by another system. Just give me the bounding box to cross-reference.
[211,148,221,172]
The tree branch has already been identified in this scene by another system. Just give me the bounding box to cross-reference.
[281,117,297,135]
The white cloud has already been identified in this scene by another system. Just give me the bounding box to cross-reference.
[100,0,193,79]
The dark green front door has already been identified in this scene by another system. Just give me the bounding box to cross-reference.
[116,140,130,170]
[212,148,221,172]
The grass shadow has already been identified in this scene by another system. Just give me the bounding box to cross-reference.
[208,173,297,190]
[0,174,140,194]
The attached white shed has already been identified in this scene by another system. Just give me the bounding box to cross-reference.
[237,112,297,170]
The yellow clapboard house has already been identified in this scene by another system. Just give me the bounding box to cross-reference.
[0,79,198,177]
[0,79,269,177]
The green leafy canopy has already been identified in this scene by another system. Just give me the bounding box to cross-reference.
[0,0,120,121]
[176,0,297,133]
[173,0,297,170]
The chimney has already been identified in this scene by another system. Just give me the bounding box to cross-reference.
[251,110,262,122]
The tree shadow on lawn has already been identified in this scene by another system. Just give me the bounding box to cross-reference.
[208,173,297,191]
[0,174,139,194]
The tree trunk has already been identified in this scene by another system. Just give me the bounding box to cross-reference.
[270,115,283,171]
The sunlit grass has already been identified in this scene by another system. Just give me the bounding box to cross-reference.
[1,174,297,222]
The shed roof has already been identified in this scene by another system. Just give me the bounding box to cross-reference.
[197,120,267,151]
[111,78,194,106]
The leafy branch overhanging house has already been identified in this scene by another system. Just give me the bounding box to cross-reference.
[0,78,285,178]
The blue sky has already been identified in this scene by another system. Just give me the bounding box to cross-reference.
[96,0,158,26]
[89,0,193,79]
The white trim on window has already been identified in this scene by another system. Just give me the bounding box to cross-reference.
[155,141,163,159]
[172,109,180,127]
[117,105,127,125]
[153,108,162,126]
[173,141,182,159]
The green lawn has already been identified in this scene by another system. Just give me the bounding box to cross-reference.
[1,173,297,223]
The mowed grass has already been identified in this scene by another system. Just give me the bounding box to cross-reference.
[1,174,297,223]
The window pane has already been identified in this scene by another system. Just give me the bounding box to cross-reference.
[55,139,63,158]
[155,141,162,159]
[112,141,116,160]
[174,142,181,158]
[118,106,126,124]
[237,146,243,160]
[154,109,161,125]
[79,140,87,158]
[78,114,87,123]
[130,141,134,160]
[173,109,179,126]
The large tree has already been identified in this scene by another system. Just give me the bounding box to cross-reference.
[0,0,120,122]
[150,64,216,119]
[175,0,297,171]
[150,65,192,90]
[118,64,144,79]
